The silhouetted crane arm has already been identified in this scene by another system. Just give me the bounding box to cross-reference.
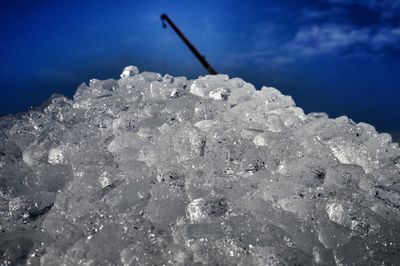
[161,13,218,75]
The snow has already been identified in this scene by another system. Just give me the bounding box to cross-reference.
[1,65,400,265]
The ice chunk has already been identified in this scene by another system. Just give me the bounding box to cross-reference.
[252,134,267,146]
[48,147,65,164]
[326,201,345,224]
[194,119,216,131]
[209,87,230,100]
[187,196,228,223]
[189,74,230,100]
[146,183,187,227]
[120,65,139,78]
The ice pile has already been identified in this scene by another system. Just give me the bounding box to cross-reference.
[1,66,400,265]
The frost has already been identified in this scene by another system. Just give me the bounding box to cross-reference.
[1,66,400,265]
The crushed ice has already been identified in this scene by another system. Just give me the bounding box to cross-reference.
[1,65,400,265]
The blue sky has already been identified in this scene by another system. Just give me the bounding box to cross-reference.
[0,0,399,139]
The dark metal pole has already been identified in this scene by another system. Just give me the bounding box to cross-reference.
[161,13,218,75]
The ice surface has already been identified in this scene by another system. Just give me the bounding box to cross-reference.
[1,66,400,265]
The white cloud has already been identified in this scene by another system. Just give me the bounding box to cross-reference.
[222,0,400,70]
[299,8,348,21]
[286,24,400,56]
[223,23,400,69]
[286,24,370,56]
[324,0,400,20]
[371,27,400,50]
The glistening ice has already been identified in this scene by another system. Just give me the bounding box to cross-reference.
[1,66,400,265]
